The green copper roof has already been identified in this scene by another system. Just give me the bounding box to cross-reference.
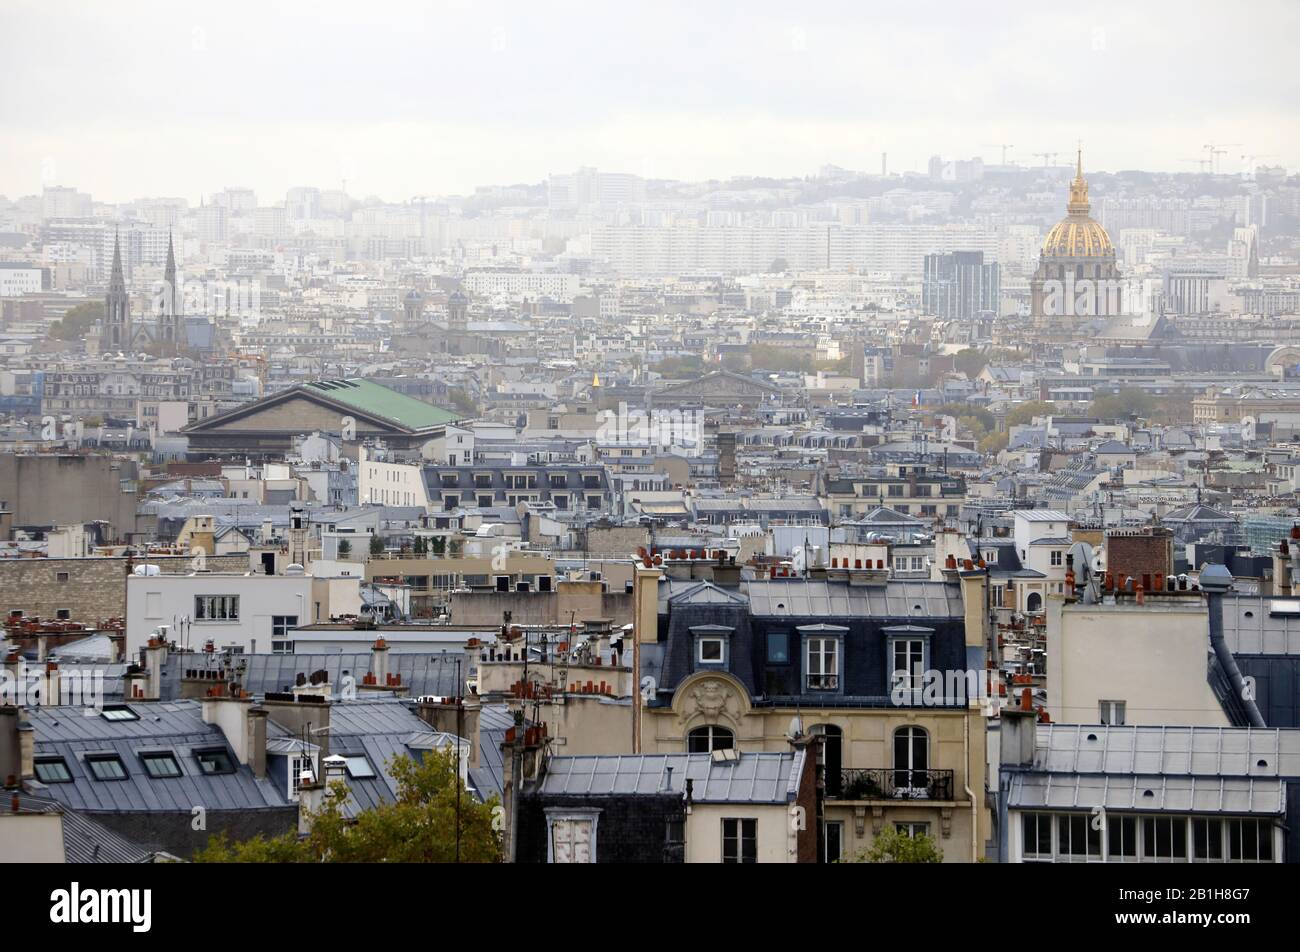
[303,378,461,431]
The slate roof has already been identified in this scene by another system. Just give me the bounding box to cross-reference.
[537,750,803,803]
[233,651,469,699]
[15,792,157,862]
[1007,724,1300,816]
[25,700,287,813]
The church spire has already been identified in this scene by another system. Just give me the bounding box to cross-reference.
[1067,143,1091,217]
[105,229,131,350]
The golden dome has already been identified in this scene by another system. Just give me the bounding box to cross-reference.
[1041,148,1114,258]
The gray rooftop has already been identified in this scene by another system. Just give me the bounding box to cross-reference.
[537,750,803,803]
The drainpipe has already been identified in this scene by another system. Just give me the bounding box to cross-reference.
[964,712,977,862]
[1201,564,1265,728]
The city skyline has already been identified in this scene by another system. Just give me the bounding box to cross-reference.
[2,0,1297,202]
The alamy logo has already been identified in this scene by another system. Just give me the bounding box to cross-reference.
[49,883,151,933]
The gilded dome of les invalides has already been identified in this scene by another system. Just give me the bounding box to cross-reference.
[1041,149,1115,259]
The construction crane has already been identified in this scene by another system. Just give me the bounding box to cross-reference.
[1031,151,1061,167]
[983,143,1015,165]
[1202,142,1242,174]
[1180,158,1212,173]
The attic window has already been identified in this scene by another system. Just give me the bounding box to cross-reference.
[100,705,139,722]
[140,751,183,779]
[194,748,235,775]
[698,638,724,664]
[343,755,376,779]
[86,754,129,782]
[33,757,72,784]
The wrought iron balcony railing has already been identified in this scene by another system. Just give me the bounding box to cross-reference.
[828,768,955,802]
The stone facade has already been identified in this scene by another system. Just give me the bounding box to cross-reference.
[0,554,249,623]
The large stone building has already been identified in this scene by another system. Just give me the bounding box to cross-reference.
[1030,150,1122,334]
[181,378,462,457]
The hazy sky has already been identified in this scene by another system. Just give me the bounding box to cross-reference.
[2,0,1297,203]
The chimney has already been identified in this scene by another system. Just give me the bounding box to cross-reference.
[371,637,390,687]
[298,754,348,835]
[143,639,167,701]
[999,706,1037,769]
[247,706,268,781]
[41,662,60,706]
[0,706,26,787]
[415,697,482,768]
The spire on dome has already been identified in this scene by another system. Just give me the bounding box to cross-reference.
[1066,144,1091,217]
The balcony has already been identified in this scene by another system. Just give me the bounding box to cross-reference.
[829,768,955,802]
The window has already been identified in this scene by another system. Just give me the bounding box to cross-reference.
[271,640,295,654]
[272,615,298,639]
[194,595,239,621]
[56,609,71,620]
[891,639,926,693]
[34,757,72,784]
[289,755,313,798]
[806,638,838,691]
[1050,550,1063,567]
[1099,700,1126,726]
[86,755,128,781]
[1227,818,1272,862]
[1143,816,1186,860]
[698,638,724,664]
[687,725,734,753]
[896,822,931,839]
[56,572,69,583]
[1192,818,1223,860]
[1108,815,1138,858]
[1057,814,1101,859]
[893,726,929,791]
[100,705,139,722]
[548,811,599,863]
[766,631,789,664]
[722,818,757,863]
[140,751,182,779]
[824,821,844,863]
[194,748,235,775]
[811,724,843,796]
[1026,592,1043,613]
[1023,813,1052,859]
[343,755,376,779]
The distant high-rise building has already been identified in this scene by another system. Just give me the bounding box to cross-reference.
[922,250,1000,321]
[1228,225,1259,281]
[196,204,228,243]
[548,167,646,210]
[42,186,93,220]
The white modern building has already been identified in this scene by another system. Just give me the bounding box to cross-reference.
[126,569,315,655]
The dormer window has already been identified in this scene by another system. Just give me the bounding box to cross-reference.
[798,624,848,693]
[691,625,732,669]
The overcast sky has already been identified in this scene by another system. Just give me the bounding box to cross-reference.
[2,0,1296,203]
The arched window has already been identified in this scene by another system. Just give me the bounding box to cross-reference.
[687,725,734,753]
[1026,591,1043,613]
[893,726,929,792]
[810,724,843,796]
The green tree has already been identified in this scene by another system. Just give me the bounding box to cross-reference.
[953,348,988,380]
[195,751,502,863]
[1089,388,1155,422]
[337,538,352,559]
[50,300,104,341]
[368,534,384,556]
[446,387,477,418]
[978,431,1010,455]
[1004,400,1056,428]
[848,827,944,864]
